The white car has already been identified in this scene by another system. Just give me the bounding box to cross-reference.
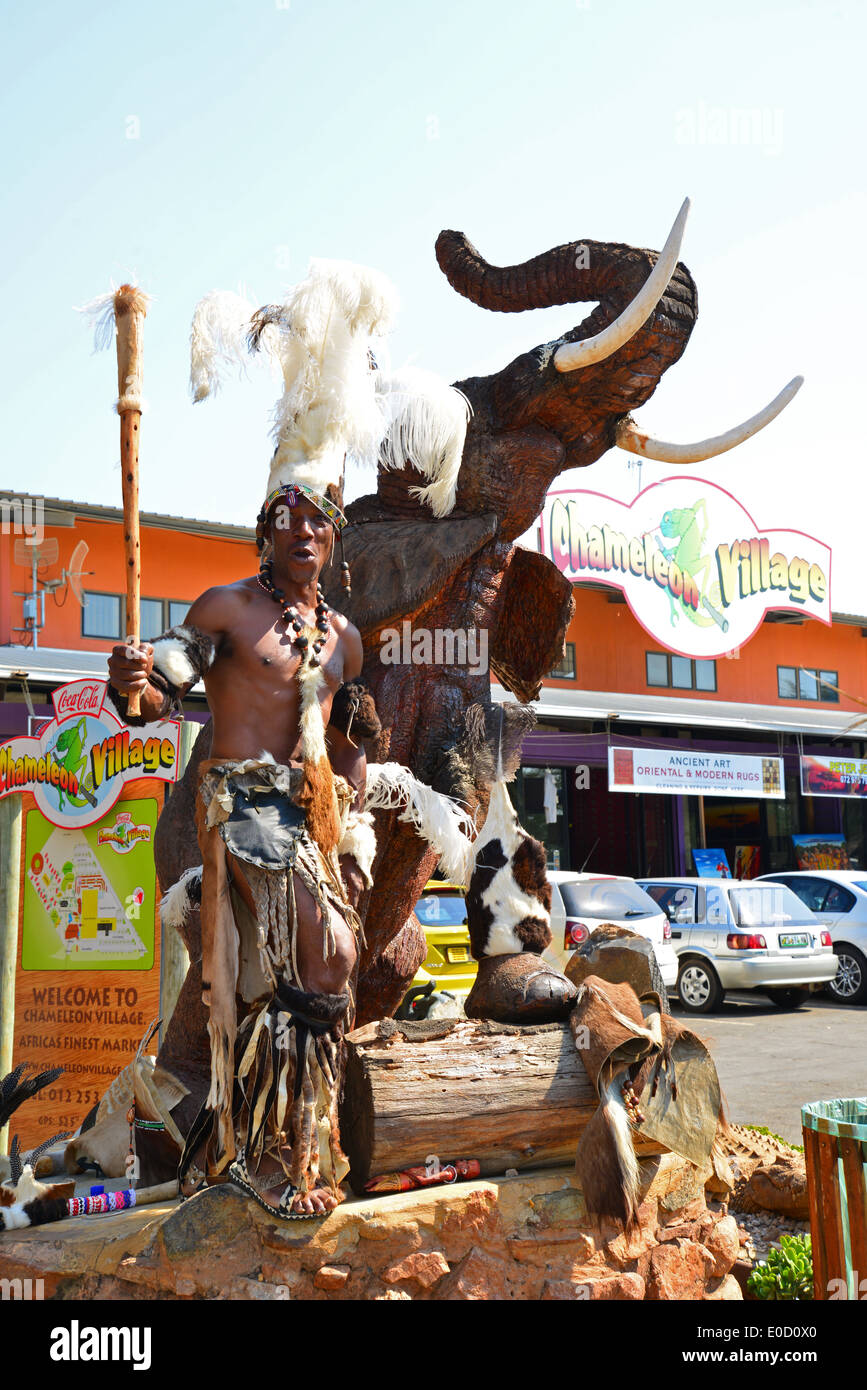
[758,870,867,1005]
[542,872,679,990]
[638,877,838,1013]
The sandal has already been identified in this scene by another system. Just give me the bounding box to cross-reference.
[227,1149,324,1222]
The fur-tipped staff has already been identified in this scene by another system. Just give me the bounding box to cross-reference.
[78,285,151,717]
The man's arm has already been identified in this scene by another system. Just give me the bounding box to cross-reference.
[106,587,231,725]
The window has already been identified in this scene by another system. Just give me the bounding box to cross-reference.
[140,598,164,640]
[547,642,576,680]
[82,593,193,641]
[645,652,717,692]
[777,667,839,702]
[82,592,121,639]
[643,883,696,923]
[704,885,730,926]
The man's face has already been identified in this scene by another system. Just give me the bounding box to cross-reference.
[268,496,334,585]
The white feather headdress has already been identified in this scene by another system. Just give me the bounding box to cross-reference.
[189,260,470,517]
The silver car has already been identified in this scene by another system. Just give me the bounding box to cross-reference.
[637,877,838,1014]
[758,870,867,1005]
[542,871,679,989]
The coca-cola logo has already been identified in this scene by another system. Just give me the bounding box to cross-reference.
[54,682,103,716]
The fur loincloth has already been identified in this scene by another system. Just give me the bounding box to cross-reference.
[191,757,358,1193]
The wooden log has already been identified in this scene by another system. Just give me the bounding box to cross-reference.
[340,1016,665,1190]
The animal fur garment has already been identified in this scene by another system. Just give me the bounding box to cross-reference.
[159,865,203,932]
[150,625,216,699]
[570,976,722,1226]
[336,810,377,887]
[376,367,471,518]
[0,1167,69,1232]
[464,778,552,959]
[447,701,537,805]
[363,762,477,886]
[294,639,342,856]
[328,678,382,742]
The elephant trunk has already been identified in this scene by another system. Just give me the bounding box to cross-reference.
[435,229,659,316]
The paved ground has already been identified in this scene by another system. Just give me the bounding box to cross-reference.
[671,991,867,1143]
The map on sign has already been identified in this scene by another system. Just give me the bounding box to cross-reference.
[22,798,158,971]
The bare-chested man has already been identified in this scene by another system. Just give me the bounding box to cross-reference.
[108,489,369,1217]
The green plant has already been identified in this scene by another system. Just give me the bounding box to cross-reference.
[747,1234,813,1300]
[743,1123,804,1153]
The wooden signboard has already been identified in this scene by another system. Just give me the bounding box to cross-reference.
[9,780,164,1149]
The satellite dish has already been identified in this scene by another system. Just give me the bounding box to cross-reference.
[65,540,91,607]
[14,537,58,568]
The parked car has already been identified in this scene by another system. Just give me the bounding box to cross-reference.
[637,877,838,1013]
[397,881,476,1018]
[542,872,679,990]
[758,870,867,1004]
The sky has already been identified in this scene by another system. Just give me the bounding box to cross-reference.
[1,0,865,610]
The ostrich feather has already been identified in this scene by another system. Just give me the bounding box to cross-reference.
[189,289,266,402]
[0,1063,64,1131]
[364,762,477,886]
[377,367,471,517]
[267,260,398,490]
[159,865,203,931]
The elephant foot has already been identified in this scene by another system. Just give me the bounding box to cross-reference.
[464,953,577,1025]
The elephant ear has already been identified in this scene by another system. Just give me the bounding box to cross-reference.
[321,513,498,636]
[490,548,575,702]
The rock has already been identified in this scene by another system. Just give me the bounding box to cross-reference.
[704,1273,743,1301]
[314,1264,351,1291]
[565,925,668,1005]
[464,953,577,1024]
[742,1155,809,1222]
[702,1215,740,1278]
[382,1251,450,1289]
[435,1247,510,1300]
[646,1239,717,1300]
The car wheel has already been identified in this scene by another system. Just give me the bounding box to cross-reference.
[826,945,867,1005]
[766,988,809,1010]
[677,959,724,1013]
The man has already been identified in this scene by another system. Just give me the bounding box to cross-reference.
[108,485,371,1217]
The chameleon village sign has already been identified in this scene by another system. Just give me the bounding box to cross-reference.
[541,477,831,660]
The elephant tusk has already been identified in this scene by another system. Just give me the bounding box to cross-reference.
[553,198,691,372]
[614,375,804,463]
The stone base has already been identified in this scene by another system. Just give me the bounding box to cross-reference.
[0,1155,741,1301]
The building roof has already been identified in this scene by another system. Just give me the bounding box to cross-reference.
[0,490,256,542]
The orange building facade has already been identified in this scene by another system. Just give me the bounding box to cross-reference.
[2,488,867,882]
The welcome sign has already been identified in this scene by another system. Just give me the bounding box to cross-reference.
[0,679,180,828]
[542,478,831,659]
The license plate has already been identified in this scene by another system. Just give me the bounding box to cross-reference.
[779,933,809,948]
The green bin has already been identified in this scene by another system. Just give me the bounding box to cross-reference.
[801,1098,867,1300]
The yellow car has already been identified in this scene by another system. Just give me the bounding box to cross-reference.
[397,881,476,1019]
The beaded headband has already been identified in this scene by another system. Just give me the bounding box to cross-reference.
[261,482,347,532]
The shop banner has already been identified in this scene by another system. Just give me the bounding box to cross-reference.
[792,833,851,870]
[608,745,785,799]
[11,783,163,1149]
[801,755,867,798]
[542,478,831,659]
[0,678,180,827]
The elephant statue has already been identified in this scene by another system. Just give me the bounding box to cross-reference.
[153,199,800,1120]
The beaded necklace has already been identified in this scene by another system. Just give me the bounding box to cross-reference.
[257,560,331,668]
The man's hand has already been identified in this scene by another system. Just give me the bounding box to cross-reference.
[108,642,154,697]
[107,643,168,724]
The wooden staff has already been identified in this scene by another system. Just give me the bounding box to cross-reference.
[112,286,149,717]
